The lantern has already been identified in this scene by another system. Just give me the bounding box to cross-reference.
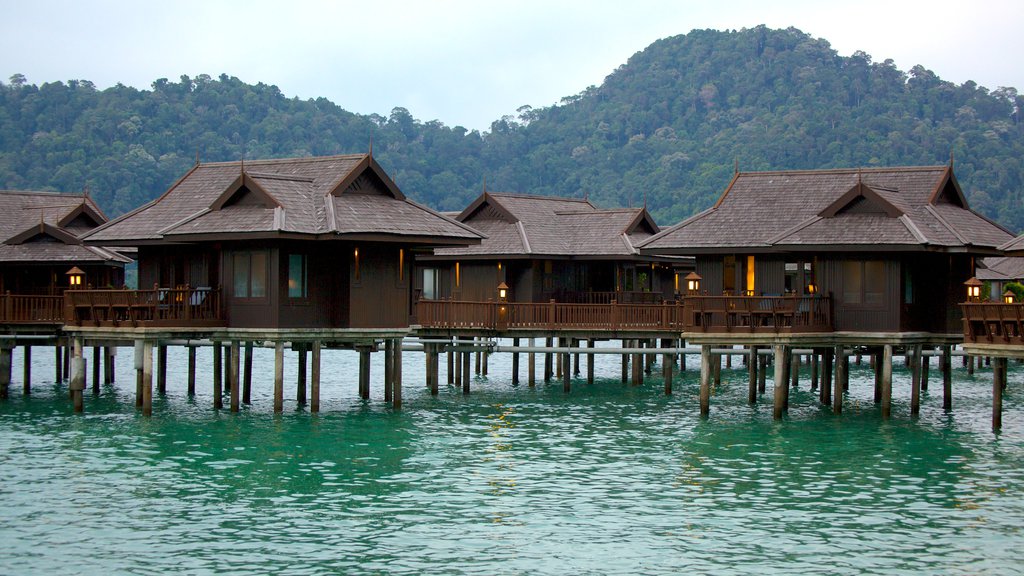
[964,277,982,302]
[66,266,85,288]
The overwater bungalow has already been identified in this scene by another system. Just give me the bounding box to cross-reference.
[0,190,130,321]
[63,153,483,412]
[637,164,1014,420]
[416,191,686,304]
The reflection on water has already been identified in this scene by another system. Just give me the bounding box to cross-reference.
[0,343,1021,575]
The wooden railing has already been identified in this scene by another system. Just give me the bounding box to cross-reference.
[0,293,64,323]
[961,302,1024,345]
[417,299,686,332]
[682,295,833,333]
[549,290,664,304]
[65,287,224,328]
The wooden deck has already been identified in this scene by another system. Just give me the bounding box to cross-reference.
[416,295,833,334]
[64,288,224,328]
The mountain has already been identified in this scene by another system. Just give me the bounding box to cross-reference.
[1,26,1022,231]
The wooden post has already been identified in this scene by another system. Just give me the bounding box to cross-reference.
[968,355,975,375]
[621,340,629,384]
[156,343,167,395]
[699,344,711,417]
[447,347,454,385]
[561,349,571,393]
[664,347,674,396]
[511,338,520,385]
[790,352,800,389]
[22,345,31,395]
[141,340,153,417]
[942,345,952,411]
[103,346,113,385]
[587,339,595,385]
[358,347,371,400]
[841,351,849,392]
[528,338,536,387]
[680,339,686,372]
[810,350,819,391]
[713,351,721,387]
[392,337,402,409]
[833,345,844,414]
[758,353,767,394]
[229,341,240,413]
[54,343,63,384]
[881,344,893,420]
[134,340,144,408]
[574,340,581,376]
[821,348,833,406]
[91,345,100,394]
[462,342,471,394]
[474,343,481,376]
[747,346,757,404]
[383,339,394,403]
[874,350,882,404]
[632,341,643,386]
[243,341,253,405]
[993,356,1006,432]
[187,345,197,396]
[645,339,655,374]
[63,338,70,383]
[452,343,461,388]
[920,350,930,392]
[482,347,489,377]
[297,343,308,405]
[274,342,284,412]
[544,337,553,382]
[910,344,922,417]
[213,342,222,408]
[773,344,787,419]
[66,339,83,411]
[311,340,321,413]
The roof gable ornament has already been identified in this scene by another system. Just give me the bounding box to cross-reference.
[819,179,904,218]
[209,170,282,211]
[5,221,82,246]
[326,154,406,200]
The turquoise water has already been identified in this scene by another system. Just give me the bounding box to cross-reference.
[0,343,1022,575]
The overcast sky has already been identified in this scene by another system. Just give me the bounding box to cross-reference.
[2,0,1021,131]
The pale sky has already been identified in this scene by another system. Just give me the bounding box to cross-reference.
[2,0,1022,131]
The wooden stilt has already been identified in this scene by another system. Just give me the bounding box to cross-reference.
[91,345,100,394]
[134,340,144,408]
[187,345,196,396]
[713,352,721,387]
[384,339,394,403]
[63,339,70,384]
[462,341,471,395]
[772,345,787,419]
[968,355,975,375]
[562,350,571,393]
[810,350,819,391]
[942,345,952,411]
[297,344,308,405]
[511,338,520,385]
[429,344,440,396]
[921,351,930,391]
[881,344,893,420]
[758,352,767,394]
[22,345,31,395]
[156,343,167,395]
[700,344,711,417]
[833,345,844,414]
[474,343,481,376]
[453,342,462,388]
[821,348,833,406]
[573,341,581,376]
[587,339,595,385]
[103,346,112,385]
[54,343,62,384]
[66,339,83,411]
[392,337,402,409]
[664,347,674,395]
[910,344,922,417]
[632,342,643,386]
[645,339,655,374]
[274,341,284,412]
[790,353,799,389]
[841,352,849,392]
[874,351,883,404]
[243,341,253,404]
[358,347,371,400]
[311,341,321,413]
[230,341,240,413]
[447,347,454,385]
[213,342,222,407]
[621,340,629,384]
[680,339,687,372]
[993,357,1005,432]
[747,346,757,404]
[528,338,536,387]
[482,347,489,377]
[544,337,553,382]
[725,349,732,369]
[141,340,153,416]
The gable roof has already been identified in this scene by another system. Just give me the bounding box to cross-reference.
[977,257,1024,282]
[0,190,131,264]
[640,165,1013,254]
[83,154,483,246]
[430,192,666,260]
[1000,233,1024,255]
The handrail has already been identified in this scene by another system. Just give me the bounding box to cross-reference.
[64,287,224,327]
[961,302,1024,345]
[0,293,64,323]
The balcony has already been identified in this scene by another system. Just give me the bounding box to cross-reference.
[683,295,833,334]
[961,302,1024,345]
[0,293,64,324]
[64,287,224,328]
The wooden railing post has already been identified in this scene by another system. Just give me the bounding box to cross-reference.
[610,299,619,330]
[548,299,556,330]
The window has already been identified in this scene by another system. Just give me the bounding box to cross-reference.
[423,268,439,300]
[288,254,307,298]
[233,250,267,298]
[723,255,736,294]
[842,260,885,306]
[745,255,755,294]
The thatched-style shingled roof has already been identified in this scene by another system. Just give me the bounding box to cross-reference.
[978,257,1024,282]
[640,165,1013,254]
[429,192,662,260]
[83,154,483,246]
[0,190,131,264]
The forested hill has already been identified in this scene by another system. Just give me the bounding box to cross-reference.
[1,26,1022,231]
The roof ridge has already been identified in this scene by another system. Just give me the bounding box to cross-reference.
[516,221,532,254]
[0,190,89,198]
[766,215,823,244]
[924,204,969,244]
[899,214,929,244]
[487,192,592,203]
[738,165,947,177]
[198,154,366,168]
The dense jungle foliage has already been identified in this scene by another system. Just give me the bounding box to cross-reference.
[1,26,1021,231]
